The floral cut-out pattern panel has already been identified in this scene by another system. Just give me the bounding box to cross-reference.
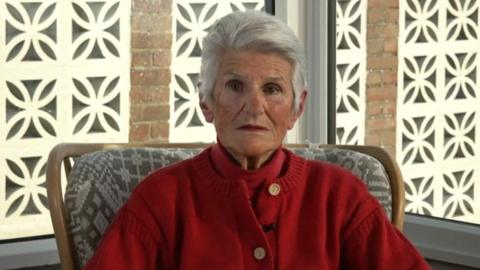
[398,0,480,224]
[0,0,130,240]
[169,0,264,142]
[336,0,367,145]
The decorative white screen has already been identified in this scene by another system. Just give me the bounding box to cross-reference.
[398,0,480,224]
[0,0,130,240]
[336,0,367,145]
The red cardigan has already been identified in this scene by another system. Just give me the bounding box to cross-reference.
[84,145,430,269]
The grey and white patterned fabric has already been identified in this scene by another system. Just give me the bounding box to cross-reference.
[65,147,391,268]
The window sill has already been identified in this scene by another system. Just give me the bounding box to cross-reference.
[404,214,480,268]
[0,236,59,269]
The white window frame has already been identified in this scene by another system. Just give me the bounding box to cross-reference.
[276,0,330,144]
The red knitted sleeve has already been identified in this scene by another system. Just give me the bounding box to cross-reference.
[341,207,431,269]
[82,191,164,270]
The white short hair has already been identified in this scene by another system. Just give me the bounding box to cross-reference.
[199,10,307,111]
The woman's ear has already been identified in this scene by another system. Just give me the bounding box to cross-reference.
[199,93,214,123]
[296,90,307,117]
[288,90,307,129]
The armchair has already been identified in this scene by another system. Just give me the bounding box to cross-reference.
[46,143,405,270]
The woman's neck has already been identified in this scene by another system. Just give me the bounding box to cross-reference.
[223,146,275,170]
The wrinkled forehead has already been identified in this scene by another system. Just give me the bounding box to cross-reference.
[216,50,294,81]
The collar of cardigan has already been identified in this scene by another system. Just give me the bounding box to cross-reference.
[192,144,306,196]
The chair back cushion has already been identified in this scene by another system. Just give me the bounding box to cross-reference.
[65,147,391,268]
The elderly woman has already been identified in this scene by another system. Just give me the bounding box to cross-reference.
[84,11,429,269]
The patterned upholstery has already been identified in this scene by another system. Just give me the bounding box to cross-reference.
[65,147,392,269]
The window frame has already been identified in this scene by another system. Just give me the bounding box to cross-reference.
[276,0,335,144]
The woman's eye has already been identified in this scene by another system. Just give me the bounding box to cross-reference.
[226,80,242,92]
[264,84,282,95]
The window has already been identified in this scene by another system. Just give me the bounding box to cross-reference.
[332,0,480,267]
[0,0,131,242]
[280,0,480,267]
[335,0,367,145]
[397,0,480,225]
[332,0,480,227]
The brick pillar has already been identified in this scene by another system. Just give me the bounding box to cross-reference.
[130,0,173,142]
[365,0,399,157]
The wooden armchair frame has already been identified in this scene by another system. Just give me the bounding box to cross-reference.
[46,143,405,270]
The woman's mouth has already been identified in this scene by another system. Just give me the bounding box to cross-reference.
[238,124,268,131]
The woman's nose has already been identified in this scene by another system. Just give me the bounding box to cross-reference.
[244,89,265,114]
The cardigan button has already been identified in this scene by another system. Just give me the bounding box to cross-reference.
[253,246,266,260]
[268,183,281,196]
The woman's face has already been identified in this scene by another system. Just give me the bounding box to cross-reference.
[202,50,306,160]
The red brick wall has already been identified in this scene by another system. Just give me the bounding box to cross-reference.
[365,0,399,157]
[130,0,173,142]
